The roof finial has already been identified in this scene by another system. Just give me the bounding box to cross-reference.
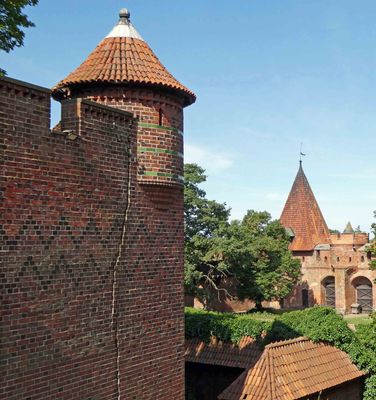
[299,142,306,165]
[119,8,130,22]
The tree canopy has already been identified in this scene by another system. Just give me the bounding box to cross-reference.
[0,0,38,75]
[184,163,301,309]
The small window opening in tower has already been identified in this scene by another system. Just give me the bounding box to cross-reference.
[159,108,163,126]
[302,256,305,262]
[361,256,365,262]
[337,257,340,262]
[349,257,352,263]
[324,256,328,262]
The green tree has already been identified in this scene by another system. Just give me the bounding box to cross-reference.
[184,164,230,302]
[0,0,38,75]
[184,164,301,309]
[208,210,301,309]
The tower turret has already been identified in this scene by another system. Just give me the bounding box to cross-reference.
[53,8,195,186]
[280,162,330,251]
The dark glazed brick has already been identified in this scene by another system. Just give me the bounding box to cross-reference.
[1,76,186,400]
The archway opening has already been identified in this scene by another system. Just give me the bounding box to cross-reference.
[322,276,335,308]
[352,277,373,314]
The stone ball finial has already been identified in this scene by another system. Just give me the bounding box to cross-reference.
[119,8,130,20]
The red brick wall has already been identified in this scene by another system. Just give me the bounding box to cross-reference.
[67,84,186,399]
[69,85,185,186]
[1,77,186,399]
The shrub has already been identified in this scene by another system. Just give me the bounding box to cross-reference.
[185,306,376,398]
[185,307,271,343]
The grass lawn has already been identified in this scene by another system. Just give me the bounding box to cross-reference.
[343,314,372,327]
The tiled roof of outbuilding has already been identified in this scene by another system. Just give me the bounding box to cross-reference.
[185,337,261,369]
[218,337,365,400]
[280,162,330,251]
[52,9,196,106]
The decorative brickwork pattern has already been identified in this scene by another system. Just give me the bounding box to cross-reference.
[2,8,193,398]
[59,86,186,187]
[1,73,187,399]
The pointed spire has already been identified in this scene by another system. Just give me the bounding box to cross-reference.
[280,163,330,251]
[105,8,143,40]
[343,222,354,234]
[52,8,195,106]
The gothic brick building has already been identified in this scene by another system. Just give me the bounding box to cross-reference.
[1,8,194,399]
[189,162,375,314]
[281,162,375,314]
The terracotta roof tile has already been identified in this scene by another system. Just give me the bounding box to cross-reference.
[52,11,195,106]
[185,337,261,369]
[218,337,365,400]
[280,163,330,251]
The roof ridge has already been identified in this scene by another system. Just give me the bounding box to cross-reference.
[265,336,309,349]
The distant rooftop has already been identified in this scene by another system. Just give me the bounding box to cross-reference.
[280,162,330,251]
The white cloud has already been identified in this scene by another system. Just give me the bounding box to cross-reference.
[184,143,233,174]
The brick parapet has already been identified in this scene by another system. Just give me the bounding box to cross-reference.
[1,76,136,399]
[67,86,185,186]
[1,75,186,399]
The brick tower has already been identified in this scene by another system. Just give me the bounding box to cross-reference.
[0,8,194,400]
[52,8,196,398]
[53,8,195,186]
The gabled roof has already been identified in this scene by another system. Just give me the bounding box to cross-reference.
[52,9,196,106]
[280,163,330,251]
[185,337,261,369]
[218,337,365,400]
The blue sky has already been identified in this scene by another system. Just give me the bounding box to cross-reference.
[2,0,376,232]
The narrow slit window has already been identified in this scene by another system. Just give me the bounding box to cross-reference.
[159,108,163,126]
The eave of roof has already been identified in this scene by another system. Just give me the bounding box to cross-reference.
[218,337,365,400]
[52,9,196,106]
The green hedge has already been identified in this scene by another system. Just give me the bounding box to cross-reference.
[185,308,271,343]
[185,307,376,399]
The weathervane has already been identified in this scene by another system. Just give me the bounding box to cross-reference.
[299,142,306,164]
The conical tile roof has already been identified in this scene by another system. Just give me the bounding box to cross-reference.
[343,222,354,234]
[280,162,330,251]
[52,8,196,106]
